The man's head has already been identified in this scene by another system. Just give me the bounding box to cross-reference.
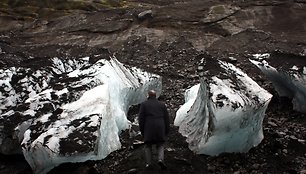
[147,90,156,98]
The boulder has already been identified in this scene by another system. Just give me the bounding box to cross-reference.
[137,10,153,21]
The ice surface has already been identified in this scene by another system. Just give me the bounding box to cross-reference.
[250,53,306,113]
[1,57,161,174]
[175,60,272,156]
[174,84,200,126]
[0,57,91,154]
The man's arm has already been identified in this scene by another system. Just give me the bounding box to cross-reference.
[138,103,145,136]
[164,104,170,136]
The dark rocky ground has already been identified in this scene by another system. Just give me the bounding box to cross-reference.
[0,0,306,173]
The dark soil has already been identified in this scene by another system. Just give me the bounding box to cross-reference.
[0,0,306,174]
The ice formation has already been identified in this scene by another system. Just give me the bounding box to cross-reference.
[0,57,161,174]
[0,57,90,155]
[175,58,272,156]
[250,53,306,113]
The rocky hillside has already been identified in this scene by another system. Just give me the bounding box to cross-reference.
[0,0,305,173]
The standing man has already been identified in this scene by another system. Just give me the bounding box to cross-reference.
[138,90,170,170]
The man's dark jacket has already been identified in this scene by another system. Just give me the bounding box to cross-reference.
[138,97,170,144]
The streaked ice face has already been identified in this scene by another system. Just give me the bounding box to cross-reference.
[175,59,272,156]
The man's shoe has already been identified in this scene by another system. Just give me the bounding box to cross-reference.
[158,160,167,170]
[145,164,152,170]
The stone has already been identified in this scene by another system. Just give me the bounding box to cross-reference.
[138,10,153,21]
[252,163,260,170]
[127,168,138,173]
[228,56,238,63]
[268,121,278,127]
[207,165,216,172]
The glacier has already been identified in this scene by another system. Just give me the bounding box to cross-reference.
[250,53,306,113]
[0,57,161,174]
[175,58,272,156]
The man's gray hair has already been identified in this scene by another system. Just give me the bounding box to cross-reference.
[148,90,156,98]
